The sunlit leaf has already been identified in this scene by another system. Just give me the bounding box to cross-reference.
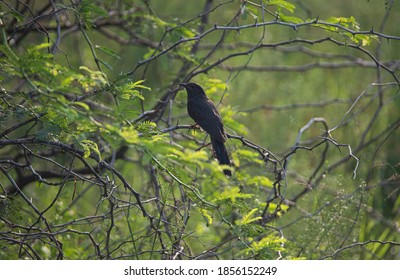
[213,187,253,203]
[80,139,101,160]
[266,0,296,13]
[199,208,213,226]
[238,208,262,225]
[70,101,90,111]
[247,176,273,188]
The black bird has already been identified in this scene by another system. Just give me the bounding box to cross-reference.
[180,82,232,176]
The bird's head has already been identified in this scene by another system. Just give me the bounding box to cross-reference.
[180,82,206,96]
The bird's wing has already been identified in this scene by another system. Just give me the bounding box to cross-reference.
[188,98,226,142]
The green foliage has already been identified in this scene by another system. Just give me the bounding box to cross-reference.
[78,0,109,29]
[80,139,101,159]
[266,0,296,13]
[238,208,262,225]
[115,79,150,101]
[244,234,286,259]
[314,16,378,46]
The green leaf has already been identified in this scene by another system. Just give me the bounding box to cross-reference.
[174,27,196,39]
[266,0,296,13]
[79,66,108,88]
[242,5,259,21]
[9,10,24,22]
[213,187,253,203]
[98,58,113,70]
[220,106,248,136]
[115,80,150,101]
[324,16,359,29]
[119,126,139,144]
[238,208,262,225]
[95,45,121,60]
[0,45,19,65]
[199,208,213,226]
[314,16,378,46]
[279,13,304,24]
[136,121,158,135]
[245,235,286,256]
[70,101,90,111]
[31,42,52,51]
[259,202,289,215]
[143,14,169,28]
[247,176,273,188]
[232,149,263,166]
[80,139,101,160]
[80,0,108,17]
[132,80,151,90]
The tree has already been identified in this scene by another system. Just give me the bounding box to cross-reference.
[0,0,399,259]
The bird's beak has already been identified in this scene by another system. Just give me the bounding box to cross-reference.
[179,82,188,88]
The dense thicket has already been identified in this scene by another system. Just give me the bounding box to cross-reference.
[0,0,399,259]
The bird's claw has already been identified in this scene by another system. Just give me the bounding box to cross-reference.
[190,124,201,129]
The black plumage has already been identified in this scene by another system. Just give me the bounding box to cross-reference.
[180,82,232,176]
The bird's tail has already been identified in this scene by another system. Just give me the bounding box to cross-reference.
[211,138,232,176]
